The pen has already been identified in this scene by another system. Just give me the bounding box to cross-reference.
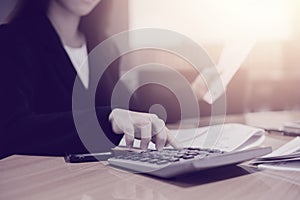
[264,128,300,137]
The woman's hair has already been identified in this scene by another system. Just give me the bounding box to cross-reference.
[8,0,50,22]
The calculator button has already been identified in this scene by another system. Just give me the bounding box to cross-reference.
[140,157,151,162]
[156,160,169,165]
[116,156,125,159]
[186,151,199,156]
[183,155,194,159]
[187,147,201,151]
[131,156,140,161]
[168,158,180,162]
[148,159,159,163]
[174,154,184,158]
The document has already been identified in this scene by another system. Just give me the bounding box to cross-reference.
[202,39,256,104]
[258,161,300,172]
[252,137,300,172]
[119,123,265,152]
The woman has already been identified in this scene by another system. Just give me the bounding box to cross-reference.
[0,0,179,159]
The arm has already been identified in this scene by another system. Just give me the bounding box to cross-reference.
[0,70,120,157]
[0,26,121,158]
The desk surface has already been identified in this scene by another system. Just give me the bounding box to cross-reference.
[1,111,300,200]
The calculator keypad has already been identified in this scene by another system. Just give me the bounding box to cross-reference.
[114,148,224,165]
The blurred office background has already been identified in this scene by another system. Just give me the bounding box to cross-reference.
[1,0,299,122]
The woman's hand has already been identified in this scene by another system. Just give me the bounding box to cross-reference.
[109,109,181,150]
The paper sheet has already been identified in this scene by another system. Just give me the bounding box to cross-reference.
[262,137,300,158]
[202,39,256,104]
[258,161,300,172]
[118,123,265,152]
[253,137,300,171]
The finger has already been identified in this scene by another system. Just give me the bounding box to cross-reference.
[139,122,151,150]
[154,127,168,151]
[109,110,123,134]
[125,133,134,149]
[124,126,135,149]
[166,130,183,149]
[150,115,165,136]
[109,109,132,134]
[111,121,123,134]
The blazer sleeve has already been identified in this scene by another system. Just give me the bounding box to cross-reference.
[0,26,122,159]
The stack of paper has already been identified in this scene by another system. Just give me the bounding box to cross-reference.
[251,137,300,172]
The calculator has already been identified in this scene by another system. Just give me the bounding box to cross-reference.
[108,147,272,178]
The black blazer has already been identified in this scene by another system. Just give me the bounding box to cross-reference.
[0,15,123,158]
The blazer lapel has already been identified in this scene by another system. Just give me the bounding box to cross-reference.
[29,15,82,95]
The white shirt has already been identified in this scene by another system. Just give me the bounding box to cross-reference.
[64,44,89,89]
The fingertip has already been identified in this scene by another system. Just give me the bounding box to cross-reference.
[156,143,164,151]
[167,133,182,149]
[154,129,167,151]
[140,137,151,150]
[125,134,134,149]
[154,136,164,151]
